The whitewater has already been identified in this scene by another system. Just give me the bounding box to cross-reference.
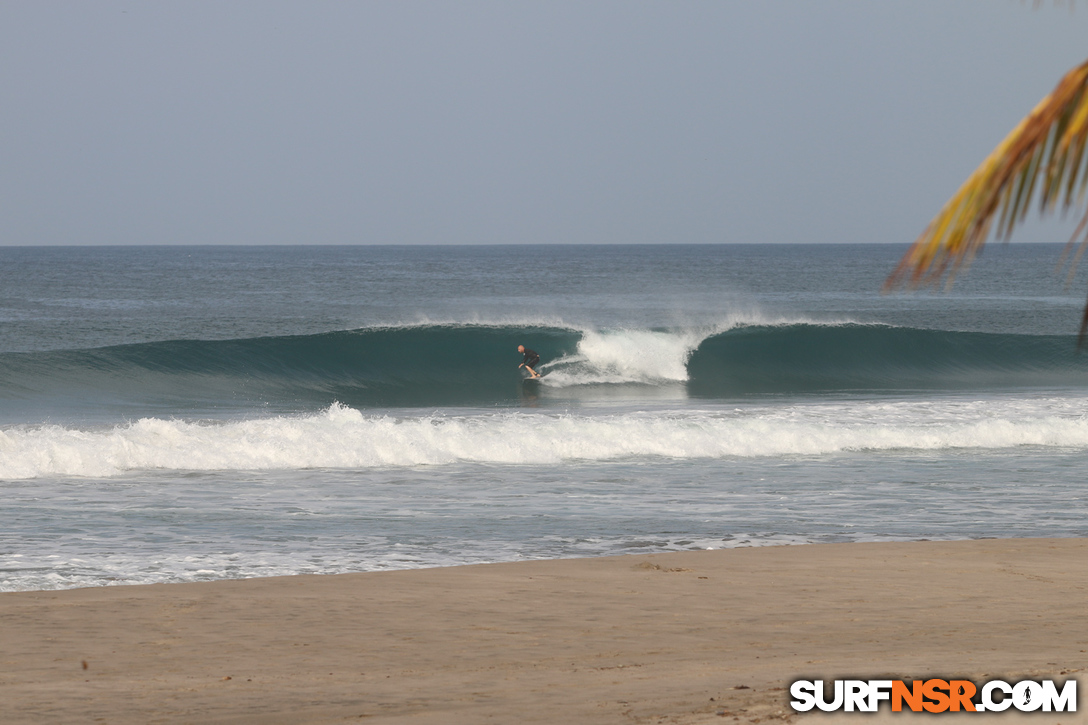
[6,397,1088,479]
[3,244,1088,591]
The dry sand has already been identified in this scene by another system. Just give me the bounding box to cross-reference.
[1,538,1086,724]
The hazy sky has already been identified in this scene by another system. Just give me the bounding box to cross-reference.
[2,1,1087,246]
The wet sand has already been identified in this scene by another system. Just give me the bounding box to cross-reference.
[1,538,1086,724]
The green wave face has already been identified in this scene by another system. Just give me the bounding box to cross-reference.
[688,324,1088,395]
[0,325,581,415]
[2,323,1087,419]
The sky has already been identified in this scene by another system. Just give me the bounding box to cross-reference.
[1,1,1087,246]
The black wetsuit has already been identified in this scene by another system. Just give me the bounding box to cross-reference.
[522,348,540,370]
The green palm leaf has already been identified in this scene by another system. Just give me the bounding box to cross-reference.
[886,58,1088,341]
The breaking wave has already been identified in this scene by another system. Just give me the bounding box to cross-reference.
[4,398,1088,478]
[1,322,1087,414]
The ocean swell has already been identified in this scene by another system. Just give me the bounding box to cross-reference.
[687,323,1088,395]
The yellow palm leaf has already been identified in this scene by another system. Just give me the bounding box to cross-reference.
[886,58,1088,339]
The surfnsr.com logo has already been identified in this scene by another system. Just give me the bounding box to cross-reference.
[790,679,1077,713]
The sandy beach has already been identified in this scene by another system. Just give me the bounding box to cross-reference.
[2,538,1085,724]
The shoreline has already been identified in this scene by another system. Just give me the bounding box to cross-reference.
[3,538,1086,724]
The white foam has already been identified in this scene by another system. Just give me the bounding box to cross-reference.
[541,328,703,384]
[330,315,865,389]
[534,315,863,386]
[3,398,1088,479]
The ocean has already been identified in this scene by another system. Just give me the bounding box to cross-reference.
[2,243,1087,591]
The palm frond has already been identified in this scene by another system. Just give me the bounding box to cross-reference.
[885,59,1088,306]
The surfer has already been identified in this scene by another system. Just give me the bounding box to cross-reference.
[517,345,542,378]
